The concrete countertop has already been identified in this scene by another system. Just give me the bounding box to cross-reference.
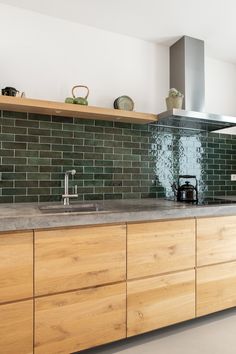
[1,198,236,232]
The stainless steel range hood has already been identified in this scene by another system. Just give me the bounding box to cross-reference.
[155,36,236,132]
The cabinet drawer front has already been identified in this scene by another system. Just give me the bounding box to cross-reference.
[35,283,126,354]
[35,224,126,295]
[0,232,33,303]
[0,300,33,354]
[128,219,195,279]
[127,270,195,336]
[197,216,236,266]
[197,261,236,316]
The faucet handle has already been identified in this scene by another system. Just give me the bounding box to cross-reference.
[74,185,78,194]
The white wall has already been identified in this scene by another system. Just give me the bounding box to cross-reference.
[205,57,236,134]
[205,57,236,116]
[0,3,169,114]
[1,2,236,131]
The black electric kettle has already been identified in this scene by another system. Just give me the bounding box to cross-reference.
[172,175,198,203]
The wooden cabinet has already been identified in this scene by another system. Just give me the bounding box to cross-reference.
[35,283,126,354]
[197,261,236,316]
[197,216,236,266]
[127,270,195,336]
[127,219,195,279]
[0,231,33,303]
[0,300,33,354]
[5,214,236,353]
[35,224,126,296]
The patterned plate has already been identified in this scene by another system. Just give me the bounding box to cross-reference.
[113,96,134,111]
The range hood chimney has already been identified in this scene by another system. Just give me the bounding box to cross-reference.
[156,35,236,132]
[170,36,205,112]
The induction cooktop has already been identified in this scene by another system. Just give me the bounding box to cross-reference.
[180,197,236,205]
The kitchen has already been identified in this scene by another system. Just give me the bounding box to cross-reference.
[1,1,236,353]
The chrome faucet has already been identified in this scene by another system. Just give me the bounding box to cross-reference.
[62,169,78,206]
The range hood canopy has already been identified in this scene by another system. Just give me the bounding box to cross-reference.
[155,36,236,132]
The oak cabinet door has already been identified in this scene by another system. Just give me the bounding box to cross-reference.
[197,261,236,316]
[127,219,195,279]
[35,283,126,354]
[197,216,236,266]
[35,224,126,296]
[127,270,195,336]
[0,231,33,303]
[0,300,33,354]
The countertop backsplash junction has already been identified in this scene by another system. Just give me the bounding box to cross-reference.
[0,110,236,203]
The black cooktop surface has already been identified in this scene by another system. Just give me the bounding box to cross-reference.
[184,198,236,205]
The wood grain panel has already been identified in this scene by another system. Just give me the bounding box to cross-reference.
[0,96,157,124]
[127,219,195,279]
[35,224,126,295]
[127,270,195,336]
[197,261,236,316]
[0,231,33,303]
[0,300,33,354]
[197,216,236,266]
[35,283,126,354]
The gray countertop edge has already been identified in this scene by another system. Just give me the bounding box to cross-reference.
[1,201,236,232]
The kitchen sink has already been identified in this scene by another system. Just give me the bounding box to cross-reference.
[39,203,104,214]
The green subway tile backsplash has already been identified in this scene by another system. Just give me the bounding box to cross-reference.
[0,110,236,203]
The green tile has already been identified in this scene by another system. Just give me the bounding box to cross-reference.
[3,110,27,119]
[28,113,51,121]
[0,117,15,126]
[52,129,73,137]
[40,166,61,172]
[0,196,14,203]
[28,143,51,151]
[0,165,14,172]
[15,180,38,187]
[27,173,50,180]
[52,115,73,123]
[52,144,73,152]
[28,128,51,136]
[28,158,50,165]
[84,194,103,200]
[94,173,112,180]
[28,187,51,195]
[95,160,113,166]
[84,167,103,173]
[40,151,61,158]
[3,188,26,195]
[95,120,113,127]
[52,159,73,166]
[2,126,26,135]
[84,180,103,187]
[2,142,26,150]
[15,119,39,128]
[84,153,103,160]
[16,135,39,143]
[15,165,38,172]
[15,196,38,203]
[40,121,62,130]
[2,173,26,180]
[15,150,39,158]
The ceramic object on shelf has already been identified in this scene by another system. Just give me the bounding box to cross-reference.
[65,85,89,105]
[166,96,183,110]
[113,95,134,111]
[2,87,19,97]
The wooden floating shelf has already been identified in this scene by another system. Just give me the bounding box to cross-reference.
[0,96,157,124]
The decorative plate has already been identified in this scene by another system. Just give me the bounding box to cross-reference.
[113,95,134,111]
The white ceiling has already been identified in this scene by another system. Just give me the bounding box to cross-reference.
[1,0,236,63]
